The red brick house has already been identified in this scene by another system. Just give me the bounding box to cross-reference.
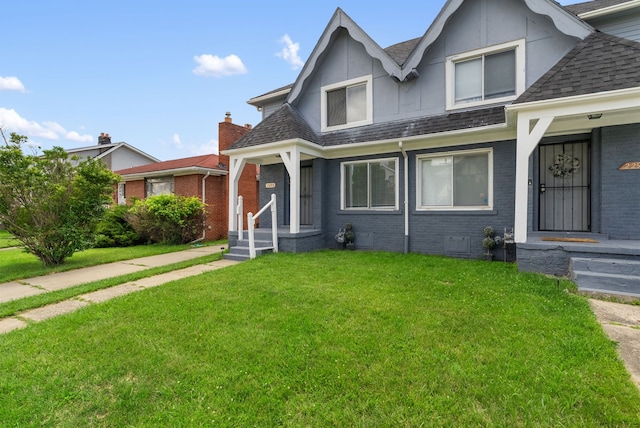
[114,115,259,241]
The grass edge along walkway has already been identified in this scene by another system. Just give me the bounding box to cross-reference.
[0,255,238,334]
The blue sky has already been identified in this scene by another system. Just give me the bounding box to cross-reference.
[2,0,573,161]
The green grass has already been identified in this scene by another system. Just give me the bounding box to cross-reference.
[0,242,224,284]
[0,253,222,319]
[0,229,20,248]
[1,251,639,426]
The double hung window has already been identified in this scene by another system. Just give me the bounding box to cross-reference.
[322,76,372,131]
[447,40,525,110]
[418,149,492,210]
[342,158,398,210]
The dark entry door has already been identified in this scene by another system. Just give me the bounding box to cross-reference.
[300,166,313,225]
[538,142,590,231]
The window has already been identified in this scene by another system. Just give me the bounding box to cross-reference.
[418,149,492,210]
[342,158,398,210]
[322,76,373,131]
[146,176,174,197]
[117,182,126,205]
[446,40,525,110]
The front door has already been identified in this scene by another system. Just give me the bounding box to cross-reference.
[538,142,590,231]
[300,166,313,225]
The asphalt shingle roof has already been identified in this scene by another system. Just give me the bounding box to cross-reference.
[515,31,640,104]
[115,154,222,175]
[228,104,506,151]
[564,0,634,15]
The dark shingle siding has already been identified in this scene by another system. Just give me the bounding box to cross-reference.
[515,31,640,104]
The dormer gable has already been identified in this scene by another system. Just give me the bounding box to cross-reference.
[287,8,403,104]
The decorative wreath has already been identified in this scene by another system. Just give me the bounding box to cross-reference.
[549,153,580,178]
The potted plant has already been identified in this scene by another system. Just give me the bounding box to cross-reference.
[482,226,497,261]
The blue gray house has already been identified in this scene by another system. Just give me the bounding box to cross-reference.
[223,0,640,295]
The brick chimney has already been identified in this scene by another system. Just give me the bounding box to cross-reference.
[98,132,111,145]
[218,113,251,153]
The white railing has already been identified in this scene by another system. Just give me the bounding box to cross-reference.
[247,194,278,259]
[236,195,244,241]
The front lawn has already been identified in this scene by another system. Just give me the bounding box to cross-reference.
[0,229,20,248]
[0,242,223,284]
[1,251,638,426]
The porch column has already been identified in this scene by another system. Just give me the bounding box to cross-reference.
[227,156,247,231]
[280,148,300,233]
[514,114,554,243]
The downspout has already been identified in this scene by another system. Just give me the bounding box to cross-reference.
[399,141,409,254]
[190,172,211,244]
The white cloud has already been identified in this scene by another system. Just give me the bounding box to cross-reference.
[65,131,93,143]
[193,139,218,155]
[172,133,184,149]
[0,76,25,92]
[192,54,247,78]
[276,34,304,70]
[0,108,92,143]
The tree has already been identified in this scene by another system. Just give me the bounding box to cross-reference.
[0,129,120,266]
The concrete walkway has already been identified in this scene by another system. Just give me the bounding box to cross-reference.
[589,299,640,390]
[0,245,239,334]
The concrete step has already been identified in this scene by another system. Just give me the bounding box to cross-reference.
[571,257,640,297]
[223,244,274,262]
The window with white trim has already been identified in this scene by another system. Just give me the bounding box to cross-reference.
[145,176,174,197]
[446,40,525,110]
[342,158,398,210]
[322,76,373,131]
[417,149,493,210]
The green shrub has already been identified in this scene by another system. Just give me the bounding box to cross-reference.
[94,204,143,247]
[127,194,207,244]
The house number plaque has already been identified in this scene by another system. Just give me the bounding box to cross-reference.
[619,162,640,171]
[265,182,276,189]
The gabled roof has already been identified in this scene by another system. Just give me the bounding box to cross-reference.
[114,154,226,178]
[228,103,506,151]
[287,8,404,103]
[515,31,640,104]
[65,142,160,163]
[565,0,639,16]
[282,1,593,106]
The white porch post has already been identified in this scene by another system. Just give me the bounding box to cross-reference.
[279,147,301,234]
[514,114,554,243]
[227,156,247,231]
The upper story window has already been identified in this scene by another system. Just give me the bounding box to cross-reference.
[341,158,398,210]
[146,176,174,197]
[321,76,373,132]
[417,148,493,211]
[446,40,525,110]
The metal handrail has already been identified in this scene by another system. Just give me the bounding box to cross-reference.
[247,194,278,259]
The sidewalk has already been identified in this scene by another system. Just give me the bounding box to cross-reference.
[0,245,239,334]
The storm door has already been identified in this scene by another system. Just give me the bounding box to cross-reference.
[538,142,590,231]
[300,166,313,225]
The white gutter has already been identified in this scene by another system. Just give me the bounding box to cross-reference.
[399,141,409,254]
[578,0,640,19]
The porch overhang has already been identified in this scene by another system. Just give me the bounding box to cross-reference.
[505,86,640,244]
